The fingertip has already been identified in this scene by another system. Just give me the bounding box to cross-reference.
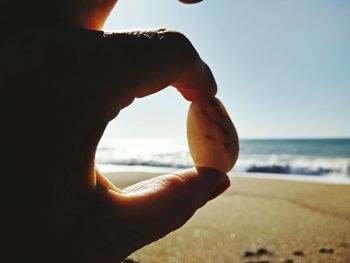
[179,0,203,4]
[191,167,229,203]
[203,62,218,96]
[208,176,231,201]
[176,88,203,101]
[195,166,227,178]
[177,83,216,101]
[175,62,217,101]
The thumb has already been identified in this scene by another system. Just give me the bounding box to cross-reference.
[113,167,230,248]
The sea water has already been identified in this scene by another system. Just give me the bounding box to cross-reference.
[96,138,350,182]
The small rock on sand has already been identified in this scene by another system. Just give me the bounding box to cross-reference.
[246,261,270,263]
[123,259,139,263]
[244,251,256,257]
[257,248,271,256]
[319,247,334,253]
[293,250,304,256]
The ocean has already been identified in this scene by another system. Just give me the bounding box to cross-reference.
[96,138,350,183]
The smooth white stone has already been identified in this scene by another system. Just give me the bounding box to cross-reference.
[187,97,239,173]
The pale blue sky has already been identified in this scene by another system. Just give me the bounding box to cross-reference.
[102,0,350,139]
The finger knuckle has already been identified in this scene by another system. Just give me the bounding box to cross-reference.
[162,173,188,193]
[163,30,196,53]
[163,30,188,42]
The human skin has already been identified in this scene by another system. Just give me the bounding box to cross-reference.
[2,1,230,262]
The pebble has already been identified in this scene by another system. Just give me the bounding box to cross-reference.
[244,251,256,257]
[122,259,139,263]
[187,97,239,173]
[293,250,304,256]
[319,247,334,253]
[257,248,271,256]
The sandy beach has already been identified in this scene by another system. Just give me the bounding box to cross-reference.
[104,172,350,263]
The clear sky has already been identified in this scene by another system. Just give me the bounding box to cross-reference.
[101,0,350,139]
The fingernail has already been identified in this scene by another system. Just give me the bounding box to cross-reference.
[194,167,230,204]
[208,177,231,200]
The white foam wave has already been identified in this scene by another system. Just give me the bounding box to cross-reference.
[96,138,350,179]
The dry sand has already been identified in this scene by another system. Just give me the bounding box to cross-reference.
[105,172,350,263]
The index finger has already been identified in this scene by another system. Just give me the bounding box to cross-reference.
[101,29,217,102]
[58,27,216,104]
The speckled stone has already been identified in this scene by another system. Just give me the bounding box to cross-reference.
[187,97,239,173]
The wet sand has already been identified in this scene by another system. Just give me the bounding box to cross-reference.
[105,172,350,263]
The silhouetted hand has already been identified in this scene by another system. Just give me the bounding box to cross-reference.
[2,1,230,262]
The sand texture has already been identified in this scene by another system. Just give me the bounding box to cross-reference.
[105,172,350,263]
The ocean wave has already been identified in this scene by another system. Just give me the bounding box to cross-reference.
[246,164,335,176]
[96,138,350,178]
[235,154,350,177]
[96,153,350,178]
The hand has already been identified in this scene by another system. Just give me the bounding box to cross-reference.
[2,1,230,262]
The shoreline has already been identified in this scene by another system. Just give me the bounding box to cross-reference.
[97,164,350,185]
